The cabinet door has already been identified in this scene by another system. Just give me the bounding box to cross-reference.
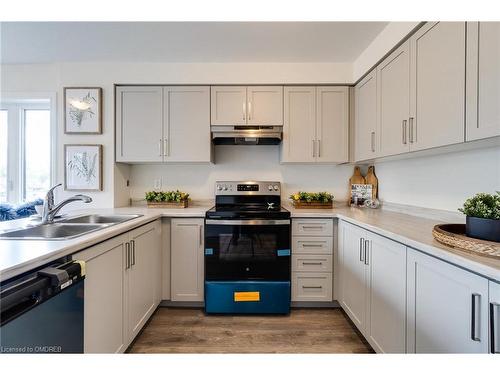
[466,22,500,141]
[407,248,489,353]
[339,221,368,333]
[354,70,378,161]
[126,221,160,341]
[377,40,411,157]
[77,234,128,353]
[116,86,163,162]
[210,86,247,125]
[164,86,211,162]
[171,218,204,301]
[247,86,283,125]
[410,22,466,151]
[490,281,500,354]
[366,233,407,353]
[281,87,316,163]
[316,86,349,163]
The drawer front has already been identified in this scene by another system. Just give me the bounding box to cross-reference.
[292,236,333,254]
[292,254,333,273]
[292,219,333,237]
[292,272,333,301]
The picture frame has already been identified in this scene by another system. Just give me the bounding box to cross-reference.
[64,144,103,191]
[64,87,102,134]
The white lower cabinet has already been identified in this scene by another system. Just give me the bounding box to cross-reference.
[339,220,406,353]
[170,218,204,302]
[406,248,489,353]
[77,220,161,353]
[490,281,500,353]
[291,218,334,302]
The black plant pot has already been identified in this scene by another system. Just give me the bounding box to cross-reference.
[466,216,500,242]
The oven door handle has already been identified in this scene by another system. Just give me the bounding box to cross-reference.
[205,219,291,226]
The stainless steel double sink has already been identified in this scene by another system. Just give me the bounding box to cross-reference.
[0,214,143,240]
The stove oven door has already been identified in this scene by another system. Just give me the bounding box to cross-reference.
[204,219,291,281]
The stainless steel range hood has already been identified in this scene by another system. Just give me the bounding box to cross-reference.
[211,125,282,145]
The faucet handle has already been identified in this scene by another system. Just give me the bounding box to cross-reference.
[45,183,62,209]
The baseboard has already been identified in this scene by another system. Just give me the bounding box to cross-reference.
[160,300,204,308]
[291,301,340,308]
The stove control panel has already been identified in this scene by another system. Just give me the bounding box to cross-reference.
[215,181,281,196]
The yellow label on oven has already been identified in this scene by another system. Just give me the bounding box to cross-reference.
[234,291,260,302]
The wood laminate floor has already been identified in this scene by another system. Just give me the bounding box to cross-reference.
[129,307,373,353]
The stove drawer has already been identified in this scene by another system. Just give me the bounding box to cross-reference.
[292,236,333,254]
[292,254,332,272]
[291,272,332,301]
[292,219,333,237]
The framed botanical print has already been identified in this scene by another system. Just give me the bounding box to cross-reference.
[64,87,102,134]
[64,144,103,191]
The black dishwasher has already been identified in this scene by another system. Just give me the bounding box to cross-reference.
[0,259,85,354]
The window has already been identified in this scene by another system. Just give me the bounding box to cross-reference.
[0,101,53,204]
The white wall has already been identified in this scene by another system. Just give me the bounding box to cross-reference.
[129,146,354,203]
[374,145,500,212]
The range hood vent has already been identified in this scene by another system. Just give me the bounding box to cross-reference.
[211,125,282,145]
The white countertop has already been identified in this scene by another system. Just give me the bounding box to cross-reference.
[1,201,499,283]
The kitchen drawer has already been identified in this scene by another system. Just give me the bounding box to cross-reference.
[292,254,333,273]
[292,272,333,301]
[292,236,333,254]
[292,219,333,236]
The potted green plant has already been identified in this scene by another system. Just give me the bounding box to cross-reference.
[145,190,190,208]
[459,192,500,242]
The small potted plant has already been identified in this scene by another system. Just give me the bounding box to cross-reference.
[145,190,190,208]
[459,192,500,242]
[290,192,334,209]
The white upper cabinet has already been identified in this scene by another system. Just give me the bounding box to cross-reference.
[377,40,411,157]
[210,86,247,125]
[316,86,349,163]
[466,22,500,141]
[410,22,466,151]
[247,86,283,125]
[282,86,349,163]
[407,248,489,353]
[116,86,211,163]
[116,86,163,163]
[163,86,211,162]
[354,70,378,161]
[211,86,283,126]
[281,86,316,163]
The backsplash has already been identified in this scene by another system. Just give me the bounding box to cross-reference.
[129,145,353,203]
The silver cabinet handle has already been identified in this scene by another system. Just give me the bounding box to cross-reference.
[371,132,375,152]
[242,102,246,121]
[491,302,500,353]
[199,225,202,246]
[125,242,130,270]
[471,293,481,342]
[402,120,407,145]
[409,117,415,143]
[301,243,324,248]
[302,225,323,230]
[359,237,365,262]
[248,101,252,120]
[158,139,163,156]
[312,140,316,157]
[131,240,136,266]
[302,286,323,289]
[364,240,369,265]
[302,262,323,266]
[164,138,168,157]
[317,140,321,157]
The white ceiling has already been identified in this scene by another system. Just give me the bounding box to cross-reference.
[0,22,388,64]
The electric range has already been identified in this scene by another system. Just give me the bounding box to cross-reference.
[204,181,291,314]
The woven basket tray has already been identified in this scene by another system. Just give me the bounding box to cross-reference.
[292,201,333,209]
[146,200,188,208]
[432,224,500,259]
